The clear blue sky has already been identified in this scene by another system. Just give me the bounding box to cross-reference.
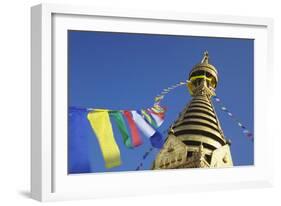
[68,30,254,174]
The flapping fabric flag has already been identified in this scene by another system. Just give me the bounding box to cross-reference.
[131,111,156,137]
[154,95,164,102]
[132,111,164,148]
[68,107,95,173]
[152,104,166,113]
[148,108,164,127]
[214,97,220,102]
[87,110,121,168]
[110,111,132,148]
[150,131,164,148]
[150,106,165,119]
[123,111,143,147]
[141,109,157,128]
[151,107,164,116]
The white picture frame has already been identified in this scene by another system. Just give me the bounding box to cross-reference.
[31,3,274,202]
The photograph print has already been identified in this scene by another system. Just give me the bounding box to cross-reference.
[67,30,254,174]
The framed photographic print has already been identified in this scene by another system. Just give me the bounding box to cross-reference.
[31,3,274,201]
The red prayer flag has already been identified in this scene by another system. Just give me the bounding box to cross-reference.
[123,111,143,147]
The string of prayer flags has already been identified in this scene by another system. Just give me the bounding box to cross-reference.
[213,96,254,141]
[71,80,182,169]
[83,104,166,169]
[154,80,190,104]
[87,110,122,168]
[110,111,132,148]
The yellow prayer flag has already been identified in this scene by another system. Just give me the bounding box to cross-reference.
[87,111,121,168]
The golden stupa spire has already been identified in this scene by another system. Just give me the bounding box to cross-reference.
[152,52,233,169]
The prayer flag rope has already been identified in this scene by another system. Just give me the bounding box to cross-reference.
[213,96,254,142]
[135,147,154,170]
[154,80,189,104]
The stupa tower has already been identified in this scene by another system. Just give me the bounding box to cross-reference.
[152,52,233,169]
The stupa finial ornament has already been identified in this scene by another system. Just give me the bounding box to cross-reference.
[201,51,209,64]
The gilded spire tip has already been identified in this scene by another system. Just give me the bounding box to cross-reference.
[201,51,209,64]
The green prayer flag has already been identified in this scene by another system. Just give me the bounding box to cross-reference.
[110,111,132,148]
[141,110,157,129]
